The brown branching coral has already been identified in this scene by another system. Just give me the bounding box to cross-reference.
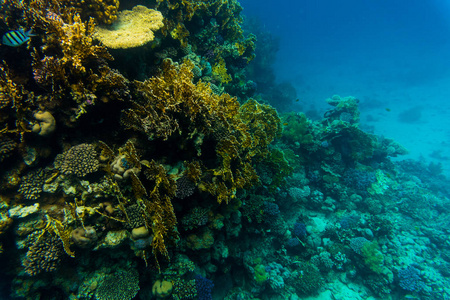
[94,5,164,49]
[140,160,179,266]
[122,59,240,141]
[0,62,34,140]
[61,0,120,25]
[30,11,128,117]
[0,136,17,163]
[17,168,49,201]
[22,230,63,276]
[55,143,99,177]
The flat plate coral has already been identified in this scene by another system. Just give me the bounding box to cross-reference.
[94,5,164,49]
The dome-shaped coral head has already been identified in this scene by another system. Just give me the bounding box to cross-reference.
[71,226,98,248]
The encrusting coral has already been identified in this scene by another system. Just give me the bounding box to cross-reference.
[94,5,164,49]
[71,226,98,248]
[95,269,140,300]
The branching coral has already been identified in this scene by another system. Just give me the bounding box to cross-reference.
[0,136,17,163]
[22,230,63,276]
[17,168,48,201]
[54,143,99,177]
[30,11,129,120]
[0,62,34,140]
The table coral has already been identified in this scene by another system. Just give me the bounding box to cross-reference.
[94,5,164,49]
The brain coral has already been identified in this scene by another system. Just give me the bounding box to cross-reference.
[94,5,164,49]
[55,143,99,177]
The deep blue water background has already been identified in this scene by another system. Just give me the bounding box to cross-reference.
[240,0,450,171]
[240,0,450,102]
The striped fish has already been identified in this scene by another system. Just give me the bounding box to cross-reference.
[46,11,63,23]
[2,29,34,47]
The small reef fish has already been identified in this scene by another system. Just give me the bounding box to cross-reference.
[1,29,35,47]
[46,11,64,23]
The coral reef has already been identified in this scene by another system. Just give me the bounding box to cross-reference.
[0,0,449,298]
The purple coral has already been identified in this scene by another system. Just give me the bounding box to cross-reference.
[293,222,307,238]
[195,274,214,300]
[398,266,423,292]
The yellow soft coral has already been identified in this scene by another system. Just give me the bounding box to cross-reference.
[62,0,120,25]
[122,59,280,205]
[212,58,232,84]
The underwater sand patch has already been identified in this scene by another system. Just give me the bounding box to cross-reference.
[94,5,164,49]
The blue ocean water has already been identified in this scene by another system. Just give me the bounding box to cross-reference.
[241,0,450,172]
